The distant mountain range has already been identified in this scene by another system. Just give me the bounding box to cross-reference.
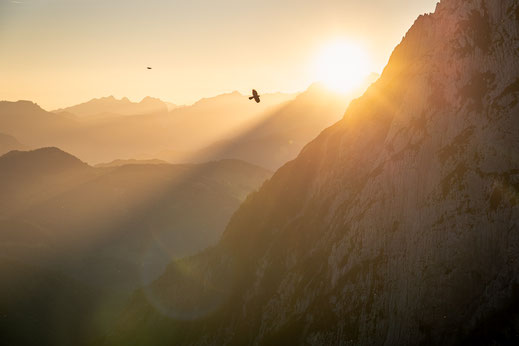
[0,82,376,169]
[0,100,77,149]
[0,91,298,165]
[94,158,169,168]
[53,96,173,118]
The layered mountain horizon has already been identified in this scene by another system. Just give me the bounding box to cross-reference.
[0,81,372,169]
[51,90,302,118]
[0,146,273,346]
[53,95,175,117]
[2,0,518,345]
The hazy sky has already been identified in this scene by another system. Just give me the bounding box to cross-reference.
[1,0,438,110]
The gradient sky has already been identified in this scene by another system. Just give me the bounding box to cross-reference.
[1,0,438,110]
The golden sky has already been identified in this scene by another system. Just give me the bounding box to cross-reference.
[0,0,438,110]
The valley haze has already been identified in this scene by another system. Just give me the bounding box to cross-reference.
[1,0,518,346]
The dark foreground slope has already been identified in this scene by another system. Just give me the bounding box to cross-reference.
[109,1,519,345]
[0,259,99,346]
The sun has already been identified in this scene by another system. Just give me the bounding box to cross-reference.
[313,40,371,93]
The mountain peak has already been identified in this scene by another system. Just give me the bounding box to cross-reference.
[140,96,161,103]
[0,100,45,113]
[1,146,81,161]
[0,147,89,177]
[55,95,169,117]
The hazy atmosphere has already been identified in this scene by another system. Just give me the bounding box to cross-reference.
[1,0,436,109]
[1,0,518,345]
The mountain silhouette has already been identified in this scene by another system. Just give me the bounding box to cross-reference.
[54,95,170,118]
[0,147,94,217]
[0,101,78,149]
[94,158,169,168]
[0,92,296,164]
[107,1,519,345]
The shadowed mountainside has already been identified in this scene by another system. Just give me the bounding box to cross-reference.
[0,101,78,149]
[107,1,519,345]
[0,258,100,346]
[0,147,272,345]
[0,132,26,156]
[0,147,272,287]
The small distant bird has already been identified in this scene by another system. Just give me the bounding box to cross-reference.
[249,89,260,103]
[147,67,152,70]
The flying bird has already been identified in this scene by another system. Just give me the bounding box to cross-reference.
[147,67,152,70]
[249,89,260,103]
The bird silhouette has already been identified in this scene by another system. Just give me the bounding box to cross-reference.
[147,67,152,70]
[249,89,260,103]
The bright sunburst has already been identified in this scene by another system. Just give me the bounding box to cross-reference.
[314,40,371,93]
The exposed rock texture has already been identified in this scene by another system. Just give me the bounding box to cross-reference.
[110,1,519,345]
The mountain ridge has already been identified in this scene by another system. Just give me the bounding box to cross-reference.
[0,132,26,156]
[0,90,299,164]
[53,95,171,117]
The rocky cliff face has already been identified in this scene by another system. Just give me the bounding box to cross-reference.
[111,1,519,345]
